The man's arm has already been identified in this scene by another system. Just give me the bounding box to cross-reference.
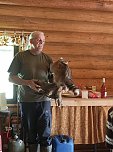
[9,74,40,92]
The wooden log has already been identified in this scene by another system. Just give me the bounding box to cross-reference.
[45,43,113,56]
[50,54,113,62]
[0,5,113,24]
[1,0,113,12]
[71,69,113,79]
[45,32,113,45]
[0,15,113,34]
[68,61,113,70]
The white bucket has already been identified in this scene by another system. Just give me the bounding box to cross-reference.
[0,92,8,111]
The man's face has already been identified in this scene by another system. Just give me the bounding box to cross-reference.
[30,33,45,51]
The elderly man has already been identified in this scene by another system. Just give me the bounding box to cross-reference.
[8,31,79,152]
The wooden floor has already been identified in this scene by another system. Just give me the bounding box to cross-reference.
[75,142,112,152]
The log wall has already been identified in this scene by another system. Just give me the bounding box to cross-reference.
[0,0,113,95]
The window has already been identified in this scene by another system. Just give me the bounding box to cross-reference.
[0,46,19,104]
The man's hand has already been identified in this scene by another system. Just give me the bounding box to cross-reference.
[27,79,41,92]
[9,74,42,92]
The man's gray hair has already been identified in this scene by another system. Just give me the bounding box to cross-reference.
[29,31,44,40]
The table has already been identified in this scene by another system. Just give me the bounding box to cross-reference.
[51,97,113,144]
[51,97,113,107]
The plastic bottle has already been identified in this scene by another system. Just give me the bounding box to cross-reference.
[101,78,107,98]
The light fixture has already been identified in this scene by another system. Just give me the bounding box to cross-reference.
[0,31,30,51]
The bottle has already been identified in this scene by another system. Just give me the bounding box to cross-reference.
[101,78,107,98]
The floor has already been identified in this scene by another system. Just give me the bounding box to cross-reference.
[75,142,112,152]
[25,142,112,152]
